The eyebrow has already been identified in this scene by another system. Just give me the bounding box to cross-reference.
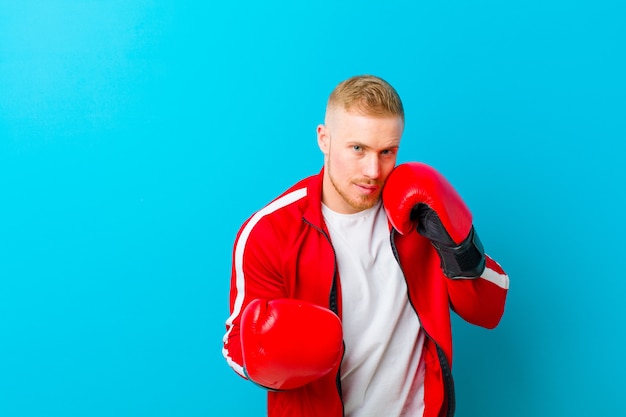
[348,141,400,152]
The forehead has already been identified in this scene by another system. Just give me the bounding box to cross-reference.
[327,107,404,144]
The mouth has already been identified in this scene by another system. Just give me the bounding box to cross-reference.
[354,183,380,195]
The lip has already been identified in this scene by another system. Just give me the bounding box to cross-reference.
[355,183,380,194]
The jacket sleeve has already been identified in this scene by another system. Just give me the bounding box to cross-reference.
[446,255,509,329]
[222,214,288,380]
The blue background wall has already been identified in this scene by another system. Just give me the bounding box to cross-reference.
[1,1,624,416]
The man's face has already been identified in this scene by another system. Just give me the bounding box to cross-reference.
[317,107,403,214]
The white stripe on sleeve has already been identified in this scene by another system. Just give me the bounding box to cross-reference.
[481,259,510,290]
[222,187,308,376]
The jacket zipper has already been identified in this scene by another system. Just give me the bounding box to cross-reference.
[303,217,346,417]
[389,228,455,417]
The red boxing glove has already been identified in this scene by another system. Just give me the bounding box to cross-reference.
[240,298,343,390]
[382,162,485,278]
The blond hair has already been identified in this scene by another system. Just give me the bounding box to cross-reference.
[327,75,404,120]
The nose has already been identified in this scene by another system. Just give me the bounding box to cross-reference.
[363,154,381,179]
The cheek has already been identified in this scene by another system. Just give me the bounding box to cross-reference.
[330,151,350,173]
[381,162,397,181]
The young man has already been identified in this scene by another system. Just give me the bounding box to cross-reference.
[222,75,509,417]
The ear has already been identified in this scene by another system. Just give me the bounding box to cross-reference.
[317,124,330,155]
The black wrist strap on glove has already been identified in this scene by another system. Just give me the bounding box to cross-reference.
[431,226,485,278]
[411,203,486,278]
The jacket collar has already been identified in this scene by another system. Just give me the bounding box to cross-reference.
[303,168,326,229]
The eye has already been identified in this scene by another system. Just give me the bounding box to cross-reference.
[352,145,363,152]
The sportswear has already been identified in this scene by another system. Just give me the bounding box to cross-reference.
[240,298,343,390]
[383,162,486,278]
[223,168,509,417]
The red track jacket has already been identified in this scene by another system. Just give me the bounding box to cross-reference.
[223,168,509,417]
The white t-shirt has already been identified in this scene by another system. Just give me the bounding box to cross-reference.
[322,201,426,417]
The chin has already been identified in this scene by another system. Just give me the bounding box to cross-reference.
[350,196,380,211]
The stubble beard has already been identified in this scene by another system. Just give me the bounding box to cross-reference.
[327,163,381,212]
